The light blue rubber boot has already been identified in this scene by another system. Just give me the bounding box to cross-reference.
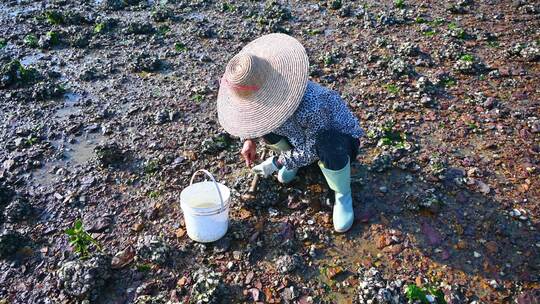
[319,160,354,232]
[267,139,298,184]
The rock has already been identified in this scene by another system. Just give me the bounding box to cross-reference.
[476,180,490,194]
[129,52,162,72]
[282,286,298,302]
[388,58,411,77]
[0,230,26,259]
[201,133,231,154]
[111,246,135,269]
[485,241,498,255]
[132,223,144,232]
[275,254,302,274]
[57,254,111,301]
[232,251,242,260]
[99,0,125,11]
[3,197,31,223]
[420,95,434,107]
[398,42,420,57]
[0,185,14,206]
[213,236,230,253]
[94,142,125,168]
[190,267,222,304]
[356,267,406,303]
[326,266,344,280]
[86,216,112,233]
[136,236,170,265]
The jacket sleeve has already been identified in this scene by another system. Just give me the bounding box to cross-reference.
[277,133,319,170]
[325,90,364,138]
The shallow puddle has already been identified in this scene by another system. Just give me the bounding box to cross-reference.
[21,53,45,66]
[32,132,105,187]
[55,92,83,120]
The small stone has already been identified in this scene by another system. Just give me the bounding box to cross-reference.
[233,251,242,260]
[132,223,144,232]
[177,276,187,286]
[245,271,254,285]
[473,251,481,258]
[111,246,135,269]
[485,241,498,254]
[175,228,186,238]
[476,180,490,194]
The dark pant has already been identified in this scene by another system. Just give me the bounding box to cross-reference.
[263,129,359,170]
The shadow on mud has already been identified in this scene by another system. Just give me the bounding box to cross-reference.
[346,166,539,283]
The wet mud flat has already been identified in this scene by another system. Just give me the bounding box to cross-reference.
[0,0,539,303]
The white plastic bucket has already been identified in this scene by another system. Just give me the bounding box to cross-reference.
[180,170,230,243]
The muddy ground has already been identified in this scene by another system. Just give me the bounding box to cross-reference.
[0,0,539,303]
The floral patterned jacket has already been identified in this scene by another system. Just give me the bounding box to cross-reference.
[271,81,364,169]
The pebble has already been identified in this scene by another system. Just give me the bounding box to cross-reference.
[233,251,242,260]
[473,251,481,258]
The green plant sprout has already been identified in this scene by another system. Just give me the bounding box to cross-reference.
[24,34,38,48]
[384,83,399,94]
[137,263,152,272]
[45,11,63,25]
[174,42,187,52]
[429,18,446,27]
[26,136,39,146]
[378,121,408,149]
[94,22,106,34]
[192,94,204,103]
[47,31,60,46]
[7,60,38,83]
[395,0,405,9]
[221,2,236,12]
[65,219,102,259]
[448,23,466,39]
[405,284,447,304]
[147,190,162,199]
[307,28,322,36]
[157,25,170,36]
[422,30,437,37]
[460,54,474,62]
[0,39,6,49]
[415,17,427,23]
[144,159,160,175]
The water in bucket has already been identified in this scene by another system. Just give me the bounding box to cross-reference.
[187,198,219,209]
[180,170,231,243]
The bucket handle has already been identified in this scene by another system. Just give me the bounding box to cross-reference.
[190,169,225,212]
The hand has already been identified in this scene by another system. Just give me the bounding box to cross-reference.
[252,157,279,177]
[241,139,257,167]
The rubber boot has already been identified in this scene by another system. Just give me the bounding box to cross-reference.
[319,160,354,232]
[267,139,298,184]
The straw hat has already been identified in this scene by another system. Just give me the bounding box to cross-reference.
[217,33,309,138]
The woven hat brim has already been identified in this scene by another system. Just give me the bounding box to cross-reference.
[217,33,309,139]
